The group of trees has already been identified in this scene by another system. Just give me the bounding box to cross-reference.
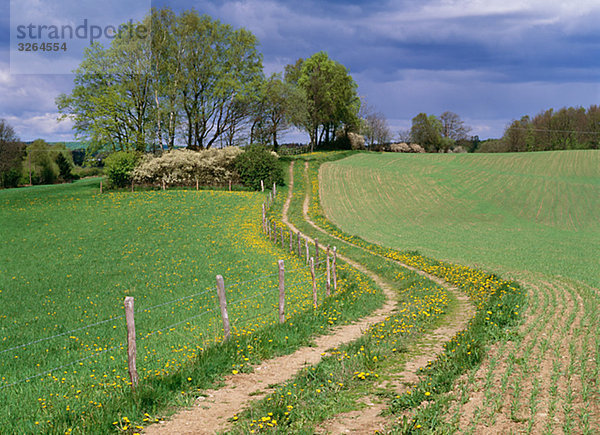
[57,7,361,154]
[410,111,472,152]
[0,119,77,188]
[495,105,600,153]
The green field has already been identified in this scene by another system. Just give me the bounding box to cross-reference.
[0,179,344,433]
[320,150,600,288]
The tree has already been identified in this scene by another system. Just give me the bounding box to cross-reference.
[25,140,59,185]
[58,8,264,152]
[57,19,152,153]
[251,74,298,150]
[411,113,443,152]
[56,152,74,182]
[440,111,471,142]
[104,151,140,188]
[0,119,24,188]
[360,102,391,150]
[288,52,360,151]
[396,129,411,143]
[176,12,263,150]
[233,145,284,190]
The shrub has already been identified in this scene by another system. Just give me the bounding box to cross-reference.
[387,142,425,153]
[233,145,284,190]
[104,151,139,188]
[73,166,104,178]
[388,142,411,153]
[132,147,243,186]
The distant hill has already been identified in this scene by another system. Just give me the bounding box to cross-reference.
[48,141,87,150]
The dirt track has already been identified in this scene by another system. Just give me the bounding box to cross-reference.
[144,160,475,434]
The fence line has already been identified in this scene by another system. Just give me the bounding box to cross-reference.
[140,306,220,341]
[1,182,338,393]
[1,264,315,355]
[0,344,120,391]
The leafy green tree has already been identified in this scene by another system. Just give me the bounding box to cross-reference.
[0,119,24,188]
[58,8,263,152]
[25,140,59,185]
[56,153,74,182]
[250,74,298,150]
[287,52,360,151]
[175,12,263,150]
[57,19,152,153]
[499,105,600,152]
[411,113,443,152]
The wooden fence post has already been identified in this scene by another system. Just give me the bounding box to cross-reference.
[131,180,134,192]
[310,257,317,308]
[261,179,264,192]
[262,203,266,233]
[315,238,320,268]
[305,237,309,264]
[272,221,276,242]
[326,246,331,297]
[229,179,232,191]
[278,260,285,323]
[196,178,199,191]
[162,179,166,191]
[273,182,277,196]
[289,230,293,253]
[333,247,337,292]
[280,227,284,248]
[216,275,231,341]
[297,232,301,257]
[124,297,139,389]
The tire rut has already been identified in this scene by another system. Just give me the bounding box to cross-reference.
[144,163,396,434]
[292,162,475,434]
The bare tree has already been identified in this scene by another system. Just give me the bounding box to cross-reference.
[396,128,411,143]
[360,102,391,150]
[440,111,471,141]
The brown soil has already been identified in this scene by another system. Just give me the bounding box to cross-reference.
[448,272,598,434]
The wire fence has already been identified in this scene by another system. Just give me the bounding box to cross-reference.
[0,181,338,394]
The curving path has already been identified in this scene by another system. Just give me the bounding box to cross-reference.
[145,160,475,434]
[289,161,474,433]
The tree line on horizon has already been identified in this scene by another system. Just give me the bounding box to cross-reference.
[478,105,600,153]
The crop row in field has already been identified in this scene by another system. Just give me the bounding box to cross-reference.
[275,155,526,432]
[319,151,600,289]
[311,151,598,432]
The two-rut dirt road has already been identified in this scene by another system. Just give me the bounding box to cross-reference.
[145,161,474,434]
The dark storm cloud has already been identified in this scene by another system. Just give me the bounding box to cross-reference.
[1,0,599,140]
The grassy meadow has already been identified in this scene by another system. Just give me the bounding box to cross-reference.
[0,178,384,433]
[320,150,600,288]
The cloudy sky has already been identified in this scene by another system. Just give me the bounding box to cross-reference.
[1,0,599,142]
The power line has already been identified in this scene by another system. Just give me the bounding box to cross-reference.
[510,127,600,135]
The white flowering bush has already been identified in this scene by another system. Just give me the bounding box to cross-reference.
[132,147,243,186]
